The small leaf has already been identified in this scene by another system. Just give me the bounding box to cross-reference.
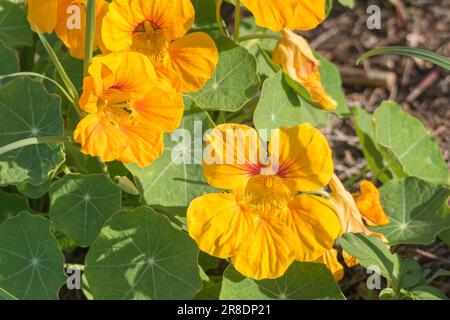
[373,101,448,185]
[372,177,450,245]
[85,206,202,299]
[0,0,33,49]
[409,285,448,300]
[0,42,19,85]
[189,37,260,112]
[220,262,345,300]
[340,233,398,281]
[49,174,122,247]
[18,178,52,199]
[0,191,28,223]
[0,78,65,186]
[0,211,66,300]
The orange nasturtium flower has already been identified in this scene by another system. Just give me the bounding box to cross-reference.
[27,0,107,59]
[273,30,337,111]
[316,177,390,278]
[187,124,341,280]
[240,0,326,31]
[74,51,184,167]
[101,0,219,93]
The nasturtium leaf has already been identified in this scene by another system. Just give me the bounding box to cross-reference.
[0,287,17,300]
[127,101,216,208]
[0,191,28,223]
[254,72,328,131]
[85,206,202,300]
[352,107,393,183]
[189,37,260,112]
[399,258,424,289]
[371,177,450,245]
[0,0,32,49]
[18,178,52,199]
[0,42,19,82]
[190,0,225,38]
[49,174,122,247]
[373,101,449,185]
[0,211,66,299]
[439,228,450,246]
[0,78,65,186]
[409,285,448,300]
[194,281,222,300]
[220,263,345,300]
[340,233,398,281]
[338,0,355,9]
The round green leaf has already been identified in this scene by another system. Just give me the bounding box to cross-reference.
[85,206,202,299]
[373,101,449,185]
[189,38,260,112]
[0,211,66,300]
[0,42,19,85]
[0,78,65,186]
[220,262,345,300]
[254,72,329,131]
[49,174,122,247]
[372,177,450,245]
[0,191,28,223]
[0,0,33,49]
[127,101,216,208]
[18,178,52,199]
[409,285,448,300]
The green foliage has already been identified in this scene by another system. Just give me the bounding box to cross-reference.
[84,207,202,299]
[0,190,28,223]
[220,263,345,300]
[0,0,32,49]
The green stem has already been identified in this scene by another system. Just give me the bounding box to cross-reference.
[216,0,227,36]
[0,136,71,156]
[233,0,241,42]
[239,33,281,42]
[64,263,85,271]
[84,0,96,76]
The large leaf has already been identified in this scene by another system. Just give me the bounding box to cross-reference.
[84,206,202,299]
[373,101,448,185]
[189,37,260,112]
[0,0,33,49]
[127,101,216,208]
[0,190,28,223]
[340,233,398,281]
[0,211,66,299]
[190,0,225,38]
[220,262,345,300]
[0,78,65,186]
[49,174,122,247]
[372,177,450,245]
[0,42,19,83]
[254,72,328,131]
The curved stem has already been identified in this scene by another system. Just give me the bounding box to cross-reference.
[233,0,241,42]
[84,0,97,76]
[216,0,227,36]
[0,136,71,156]
[239,33,281,42]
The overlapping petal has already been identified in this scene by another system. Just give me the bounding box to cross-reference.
[27,0,57,33]
[355,180,390,226]
[241,0,326,31]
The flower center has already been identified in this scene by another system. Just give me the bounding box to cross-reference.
[98,88,136,126]
[132,20,169,63]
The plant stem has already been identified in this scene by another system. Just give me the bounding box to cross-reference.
[64,263,85,271]
[239,33,281,42]
[84,0,96,76]
[0,136,71,156]
[215,0,227,37]
[233,0,241,42]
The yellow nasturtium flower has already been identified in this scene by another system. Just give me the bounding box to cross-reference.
[101,0,219,93]
[240,0,326,31]
[317,176,390,276]
[187,124,341,280]
[27,0,107,60]
[315,249,344,281]
[74,51,184,167]
[273,30,337,111]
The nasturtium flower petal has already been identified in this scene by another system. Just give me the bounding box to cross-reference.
[355,180,390,226]
[203,124,262,191]
[157,32,219,93]
[240,0,326,31]
[187,193,253,259]
[272,30,337,110]
[27,0,57,33]
[316,249,344,281]
[231,215,296,280]
[270,124,334,192]
[286,194,341,261]
[74,113,128,162]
